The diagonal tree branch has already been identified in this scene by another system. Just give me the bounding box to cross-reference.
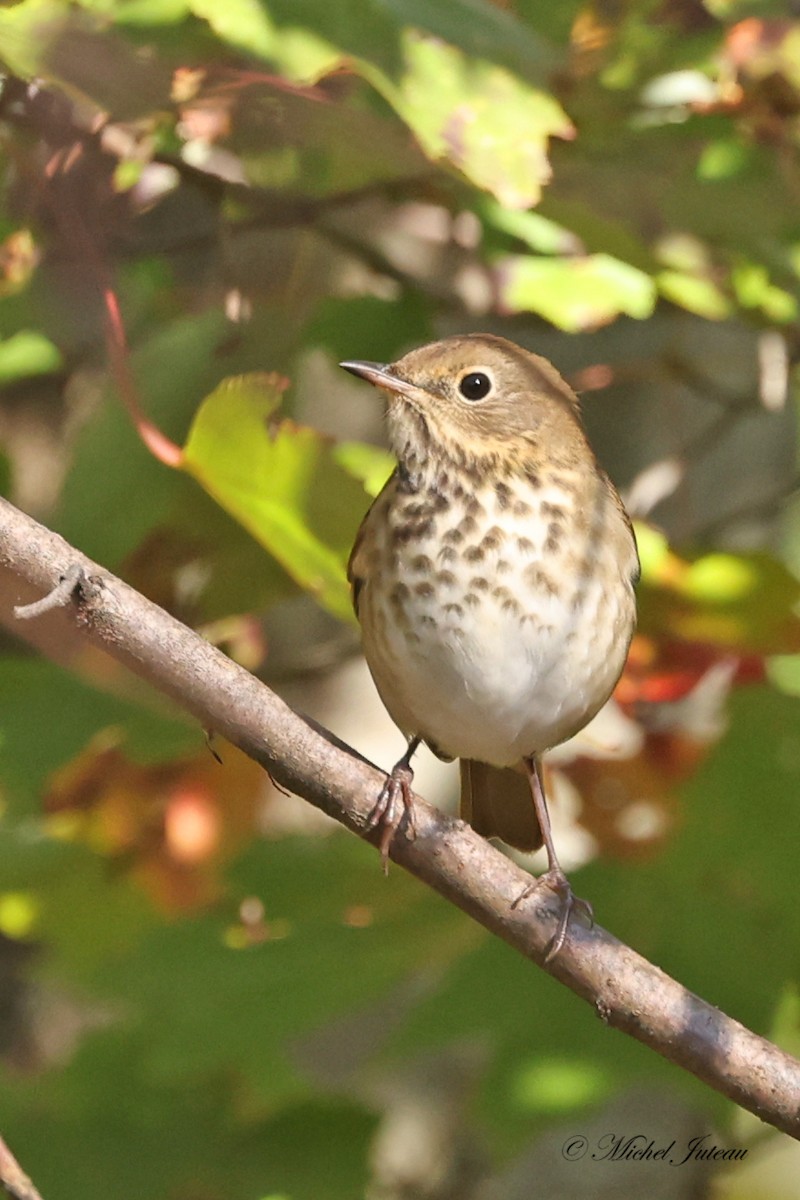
[0,1133,45,1200]
[1,494,799,1139]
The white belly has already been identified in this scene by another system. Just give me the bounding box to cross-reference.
[360,480,637,766]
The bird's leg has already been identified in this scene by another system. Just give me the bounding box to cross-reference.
[368,736,421,871]
[514,756,593,962]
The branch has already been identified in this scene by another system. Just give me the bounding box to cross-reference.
[1,495,799,1139]
[0,1134,45,1200]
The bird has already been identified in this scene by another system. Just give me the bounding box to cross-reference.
[341,333,639,958]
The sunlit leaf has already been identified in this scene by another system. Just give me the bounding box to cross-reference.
[0,0,65,76]
[499,253,656,330]
[383,32,571,208]
[188,0,339,81]
[334,442,394,498]
[107,0,190,24]
[182,374,371,622]
[481,199,580,255]
[258,0,559,84]
[0,330,62,383]
[230,79,428,196]
[767,654,800,697]
[636,524,800,655]
[696,137,753,181]
[732,260,798,323]
[657,270,731,319]
[1,3,172,115]
[538,198,655,270]
[188,0,273,58]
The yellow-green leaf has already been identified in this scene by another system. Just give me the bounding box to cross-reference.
[383,32,572,209]
[334,442,394,498]
[635,523,800,655]
[657,270,731,319]
[182,375,372,622]
[500,253,656,331]
[0,330,63,383]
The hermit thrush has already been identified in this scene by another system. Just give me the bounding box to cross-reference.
[341,334,639,958]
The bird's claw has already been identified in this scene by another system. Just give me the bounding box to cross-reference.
[368,763,417,871]
[512,867,593,963]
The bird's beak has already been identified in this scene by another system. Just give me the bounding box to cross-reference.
[339,360,416,398]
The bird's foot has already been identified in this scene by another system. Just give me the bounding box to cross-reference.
[367,761,417,872]
[512,867,593,963]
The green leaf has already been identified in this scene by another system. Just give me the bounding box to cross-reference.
[188,0,271,57]
[166,483,301,620]
[188,0,339,80]
[229,78,428,196]
[0,0,65,77]
[696,137,753,181]
[636,526,800,656]
[480,200,580,256]
[768,654,800,697]
[334,442,393,499]
[538,198,656,271]
[499,253,656,330]
[656,270,731,319]
[384,32,572,209]
[182,375,371,622]
[0,330,62,384]
[106,0,191,25]
[0,3,172,116]
[378,0,557,83]
[732,260,798,323]
[256,0,559,85]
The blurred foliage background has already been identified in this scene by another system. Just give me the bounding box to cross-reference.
[2,0,800,1196]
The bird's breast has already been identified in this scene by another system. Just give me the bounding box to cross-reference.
[355,468,637,765]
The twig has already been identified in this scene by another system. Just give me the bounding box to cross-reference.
[0,1134,44,1200]
[13,562,88,620]
[1,495,800,1139]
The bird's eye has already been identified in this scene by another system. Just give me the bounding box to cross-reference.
[458,371,492,401]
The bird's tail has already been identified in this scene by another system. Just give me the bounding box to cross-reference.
[459,759,543,852]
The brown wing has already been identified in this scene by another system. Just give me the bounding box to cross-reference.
[347,469,398,617]
[347,523,368,616]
